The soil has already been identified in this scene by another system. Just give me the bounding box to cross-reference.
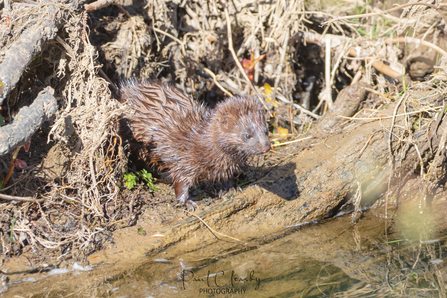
[0,0,447,296]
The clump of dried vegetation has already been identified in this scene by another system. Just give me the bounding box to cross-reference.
[0,0,446,274]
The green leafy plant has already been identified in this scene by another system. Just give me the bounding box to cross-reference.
[137,227,147,236]
[137,169,160,193]
[124,169,160,192]
[412,119,421,131]
[124,172,137,190]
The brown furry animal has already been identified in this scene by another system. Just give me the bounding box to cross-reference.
[120,79,270,208]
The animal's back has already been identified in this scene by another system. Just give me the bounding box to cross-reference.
[120,79,206,145]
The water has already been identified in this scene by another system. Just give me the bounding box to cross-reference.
[5,199,447,297]
[90,204,447,297]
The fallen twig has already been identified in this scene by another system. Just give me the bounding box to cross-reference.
[337,106,442,120]
[275,93,321,119]
[323,37,333,108]
[0,11,58,103]
[0,87,57,156]
[187,212,246,244]
[385,37,447,58]
[271,136,315,147]
[363,87,394,99]
[358,132,379,157]
[351,70,362,85]
[55,36,76,58]
[0,193,44,203]
[84,0,119,12]
[203,68,233,97]
[304,31,348,48]
[152,27,187,56]
[349,48,402,81]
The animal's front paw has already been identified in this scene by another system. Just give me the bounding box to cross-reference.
[175,199,199,211]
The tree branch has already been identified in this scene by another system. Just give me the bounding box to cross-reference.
[0,87,57,156]
[0,15,58,104]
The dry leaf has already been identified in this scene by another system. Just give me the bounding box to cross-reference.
[264,83,279,108]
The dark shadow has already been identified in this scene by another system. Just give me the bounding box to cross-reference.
[253,162,299,201]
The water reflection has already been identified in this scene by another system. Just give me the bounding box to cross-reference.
[98,204,447,297]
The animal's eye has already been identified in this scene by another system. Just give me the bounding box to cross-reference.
[245,134,252,140]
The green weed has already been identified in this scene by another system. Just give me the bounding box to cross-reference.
[124,169,160,193]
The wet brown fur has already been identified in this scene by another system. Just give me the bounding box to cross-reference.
[120,79,270,205]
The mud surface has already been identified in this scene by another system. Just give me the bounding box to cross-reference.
[5,175,447,297]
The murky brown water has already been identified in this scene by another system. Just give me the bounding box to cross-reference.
[5,195,447,297]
